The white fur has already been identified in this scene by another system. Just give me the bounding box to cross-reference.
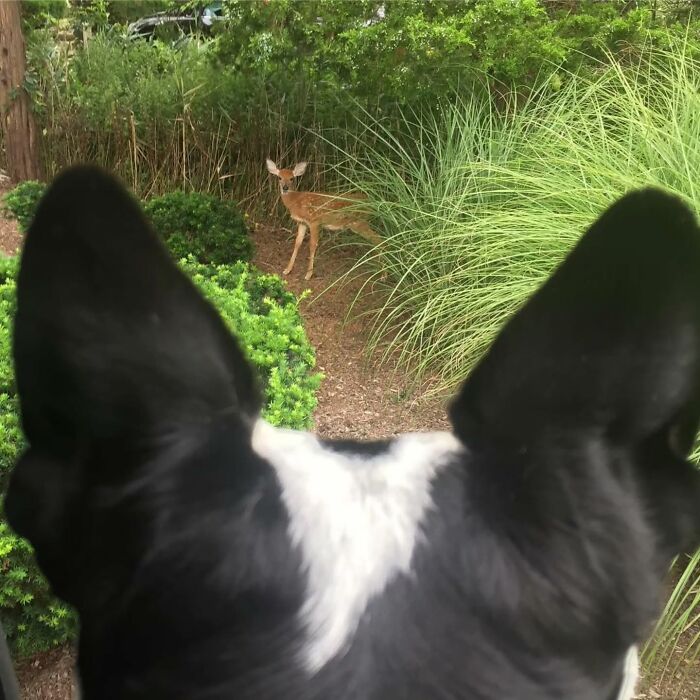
[617,646,639,700]
[251,419,464,672]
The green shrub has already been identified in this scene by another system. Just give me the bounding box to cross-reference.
[0,257,18,285]
[144,191,253,265]
[2,183,254,265]
[1,182,46,233]
[0,255,320,656]
[181,257,322,429]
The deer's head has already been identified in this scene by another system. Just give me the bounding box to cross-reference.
[266,159,307,195]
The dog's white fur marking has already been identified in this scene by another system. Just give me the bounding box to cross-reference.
[616,646,639,700]
[252,419,463,672]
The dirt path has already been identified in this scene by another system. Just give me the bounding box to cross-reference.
[0,189,22,256]
[252,224,449,440]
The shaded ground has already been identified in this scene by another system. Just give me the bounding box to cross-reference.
[15,648,78,700]
[2,205,697,699]
[0,186,22,255]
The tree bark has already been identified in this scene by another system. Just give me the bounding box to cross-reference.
[0,0,43,182]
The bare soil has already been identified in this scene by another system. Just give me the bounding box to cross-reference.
[2,209,697,699]
[0,186,22,256]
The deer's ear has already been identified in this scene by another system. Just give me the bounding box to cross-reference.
[293,162,308,177]
[265,159,279,175]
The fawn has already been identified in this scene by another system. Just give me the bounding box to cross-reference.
[266,159,381,280]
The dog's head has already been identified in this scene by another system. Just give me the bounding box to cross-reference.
[5,167,700,698]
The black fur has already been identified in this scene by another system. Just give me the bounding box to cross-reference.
[5,167,700,699]
[323,438,393,457]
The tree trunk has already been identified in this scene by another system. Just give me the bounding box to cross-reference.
[0,0,43,182]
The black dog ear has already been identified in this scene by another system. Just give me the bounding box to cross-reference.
[13,166,260,459]
[450,188,700,556]
[451,188,700,446]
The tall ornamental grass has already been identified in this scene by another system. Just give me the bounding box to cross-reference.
[337,39,700,392]
[336,38,700,684]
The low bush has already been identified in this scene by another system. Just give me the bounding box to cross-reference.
[1,182,46,233]
[144,191,253,265]
[0,257,18,284]
[2,184,253,267]
[0,254,320,656]
[180,257,322,429]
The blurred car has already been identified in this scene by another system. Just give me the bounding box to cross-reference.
[127,2,224,40]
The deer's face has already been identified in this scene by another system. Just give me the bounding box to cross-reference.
[276,169,297,194]
[266,159,307,195]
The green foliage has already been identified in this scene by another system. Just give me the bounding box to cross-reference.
[2,181,253,267]
[550,1,683,67]
[31,33,233,196]
[217,0,565,103]
[144,191,253,264]
[21,0,171,31]
[0,518,78,657]
[63,34,206,130]
[216,0,690,101]
[21,1,69,30]
[341,36,700,390]
[23,0,700,205]
[0,254,320,656]
[104,0,172,26]
[181,257,322,428]
[0,257,19,285]
[1,182,46,233]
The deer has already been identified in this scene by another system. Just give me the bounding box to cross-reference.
[266,159,381,280]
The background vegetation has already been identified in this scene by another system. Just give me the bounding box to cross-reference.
[2,0,700,688]
[341,38,700,392]
[144,191,252,263]
[16,0,700,204]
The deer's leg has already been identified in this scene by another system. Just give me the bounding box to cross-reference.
[284,223,307,276]
[305,223,320,280]
[350,221,387,280]
[350,220,382,246]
